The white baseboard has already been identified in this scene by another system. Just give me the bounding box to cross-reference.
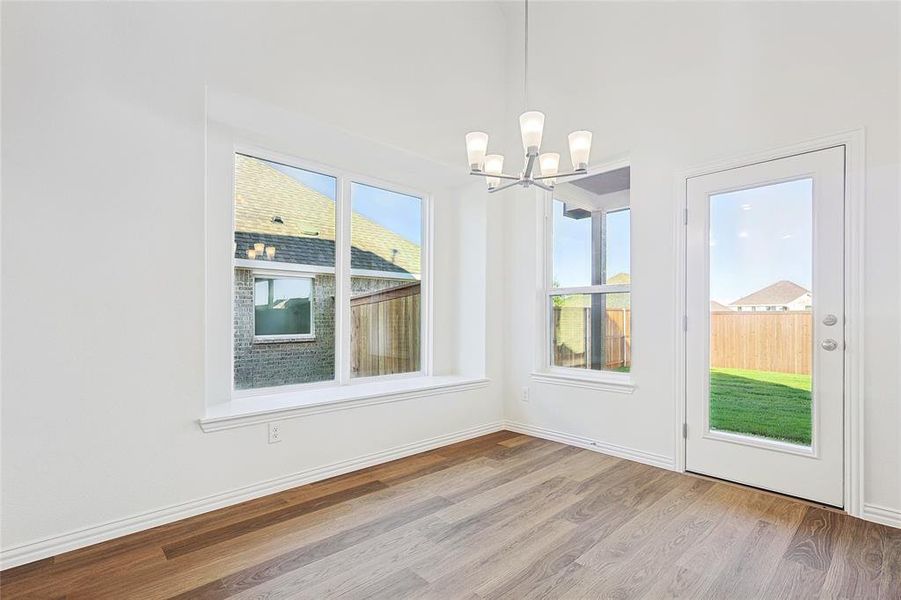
[504,420,676,471]
[861,503,901,529]
[0,421,505,570]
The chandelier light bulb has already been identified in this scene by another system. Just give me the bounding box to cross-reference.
[519,111,545,154]
[253,242,265,254]
[484,154,505,189]
[265,246,276,259]
[568,131,592,171]
[246,248,257,259]
[539,152,560,186]
[465,132,489,171]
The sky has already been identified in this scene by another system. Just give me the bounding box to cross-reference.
[271,162,421,244]
[709,178,812,304]
[553,200,630,287]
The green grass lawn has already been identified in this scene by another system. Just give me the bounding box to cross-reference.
[709,368,811,446]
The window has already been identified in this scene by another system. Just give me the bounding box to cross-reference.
[233,152,427,392]
[546,166,631,374]
[253,275,314,340]
[350,182,422,378]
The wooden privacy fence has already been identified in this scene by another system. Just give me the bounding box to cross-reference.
[553,307,631,369]
[351,282,420,377]
[710,310,812,374]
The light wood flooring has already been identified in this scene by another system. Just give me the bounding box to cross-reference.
[1,431,899,599]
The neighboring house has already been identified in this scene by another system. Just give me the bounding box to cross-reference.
[729,280,812,312]
[710,300,733,312]
[233,154,420,390]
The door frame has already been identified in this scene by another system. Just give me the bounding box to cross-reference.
[672,129,866,517]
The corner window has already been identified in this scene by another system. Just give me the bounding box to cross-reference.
[546,166,631,374]
[233,152,428,392]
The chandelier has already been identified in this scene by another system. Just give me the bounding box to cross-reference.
[465,0,593,193]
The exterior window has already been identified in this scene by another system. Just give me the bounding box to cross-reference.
[253,276,314,339]
[350,182,422,378]
[546,166,631,374]
[233,152,427,392]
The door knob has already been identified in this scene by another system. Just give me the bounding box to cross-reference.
[821,339,838,351]
[823,314,838,326]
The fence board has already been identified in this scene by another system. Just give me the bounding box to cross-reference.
[351,283,420,377]
[552,307,632,369]
[710,310,811,374]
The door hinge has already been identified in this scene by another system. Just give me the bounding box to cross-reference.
[682,423,688,438]
[684,208,688,225]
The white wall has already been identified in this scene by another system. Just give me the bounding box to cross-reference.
[0,1,509,562]
[499,1,900,519]
[2,0,899,566]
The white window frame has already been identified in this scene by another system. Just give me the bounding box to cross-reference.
[231,146,432,399]
[536,160,634,389]
[250,269,317,344]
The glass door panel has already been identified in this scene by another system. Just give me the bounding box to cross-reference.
[708,179,814,446]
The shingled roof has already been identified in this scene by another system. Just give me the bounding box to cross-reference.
[730,280,810,306]
[234,154,420,275]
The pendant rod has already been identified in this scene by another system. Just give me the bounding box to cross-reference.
[524,0,529,109]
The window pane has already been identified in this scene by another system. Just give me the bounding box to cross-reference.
[253,277,312,336]
[605,208,630,284]
[350,182,422,378]
[709,179,813,446]
[552,167,631,288]
[551,293,631,372]
[552,199,592,288]
[233,154,336,389]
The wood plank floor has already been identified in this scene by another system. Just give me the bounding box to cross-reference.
[2,431,899,599]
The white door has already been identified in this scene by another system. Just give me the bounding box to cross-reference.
[685,146,845,507]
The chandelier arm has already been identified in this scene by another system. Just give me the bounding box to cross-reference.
[531,180,554,192]
[523,152,538,180]
[470,171,521,181]
[487,179,525,193]
[533,170,588,181]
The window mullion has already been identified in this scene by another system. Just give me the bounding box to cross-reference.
[549,284,630,296]
[335,175,352,385]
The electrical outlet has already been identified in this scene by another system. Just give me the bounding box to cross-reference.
[520,386,530,402]
[268,422,282,444]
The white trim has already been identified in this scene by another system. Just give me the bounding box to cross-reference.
[549,284,630,296]
[538,157,633,381]
[503,420,674,470]
[701,429,816,458]
[672,129,866,517]
[221,143,434,401]
[0,420,503,570]
[235,259,335,274]
[861,504,901,529]
[530,370,635,394]
[201,376,490,432]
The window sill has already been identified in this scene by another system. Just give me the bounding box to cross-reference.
[252,335,316,345]
[200,375,490,432]
[530,370,635,394]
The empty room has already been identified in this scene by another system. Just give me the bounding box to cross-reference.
[1,1,899,598]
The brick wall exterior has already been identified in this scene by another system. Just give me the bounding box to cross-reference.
[233,268,406,390]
